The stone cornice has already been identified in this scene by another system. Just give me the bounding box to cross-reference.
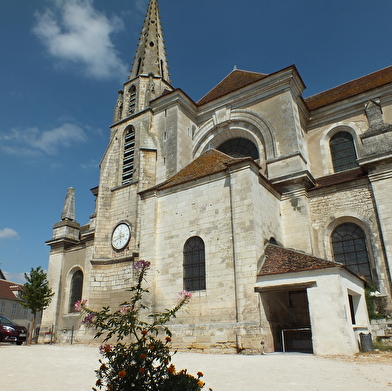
[150,88,198,118]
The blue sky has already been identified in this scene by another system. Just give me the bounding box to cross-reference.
[1,0,392,283]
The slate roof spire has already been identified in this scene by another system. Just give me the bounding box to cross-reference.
[129,0,170,83]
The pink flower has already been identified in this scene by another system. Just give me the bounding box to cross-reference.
[74,299,87,312]
[99,344,112,354]
[120,304,134,314]
[82,312,95,326]
[178,290,193,303]
[134,260,151,271]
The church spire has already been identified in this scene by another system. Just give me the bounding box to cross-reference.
[129,0,170,83]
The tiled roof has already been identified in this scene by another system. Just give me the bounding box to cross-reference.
[0,279,22,300]
[258,244,342,276]
[311,168,364,190]
[197,69,268,106]
[153,149,250,191]
[160,88,173,98]
[305,65,392,110]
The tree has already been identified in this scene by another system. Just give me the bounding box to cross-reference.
[19,267,54,344]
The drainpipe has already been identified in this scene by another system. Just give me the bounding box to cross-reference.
[226,165,241,353]
[368,177,392,298]
[49,261,63,344]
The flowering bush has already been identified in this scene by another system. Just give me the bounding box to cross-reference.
[76,260,210,391]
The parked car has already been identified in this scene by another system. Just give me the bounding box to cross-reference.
[0,315,27,345]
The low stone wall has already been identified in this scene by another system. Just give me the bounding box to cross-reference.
[169,322,265,355]
[370,319,392,338]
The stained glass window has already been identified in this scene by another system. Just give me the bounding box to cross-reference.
[217,138,259,159]
[69,270,83,313]
[330,132,358,172]
[183,237,206,291]
[332,223,372,281]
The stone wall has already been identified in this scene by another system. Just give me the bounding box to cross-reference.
[308,179,377,259]
[370,319,392,338]
[138,162,281,353]
[89,261,136,309]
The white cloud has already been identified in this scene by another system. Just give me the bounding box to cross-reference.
[80,158,99,170]
[33,0,127,79]
[0,123,87,156]
[3,272,26,284]
[0,228,18,240]
[135,0,148,13]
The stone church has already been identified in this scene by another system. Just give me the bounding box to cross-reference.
[41,0,392,355]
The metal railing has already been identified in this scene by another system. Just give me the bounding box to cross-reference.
[281,327,312,353]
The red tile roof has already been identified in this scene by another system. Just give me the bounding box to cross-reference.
[0,279,22,300]
[152,149,250,191]
[197,69,268,106]
[258,244,342,276]
[305,65,392,110]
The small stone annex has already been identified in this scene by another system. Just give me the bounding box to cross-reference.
[40,0,392,355]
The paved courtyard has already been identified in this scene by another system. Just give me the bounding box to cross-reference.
[1,343,391,390]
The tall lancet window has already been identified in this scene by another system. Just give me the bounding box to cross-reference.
[128,86,137,115]
[69,270,83,313]
[183,236,206,291]
[122,126,135,185]
[330,131,358,172]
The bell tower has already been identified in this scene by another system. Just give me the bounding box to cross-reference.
[92,0,173,264]
[113,0,171,123]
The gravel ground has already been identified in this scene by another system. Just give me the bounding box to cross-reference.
[1,343,391,390]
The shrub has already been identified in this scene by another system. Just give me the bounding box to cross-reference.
[365,285,388,320]
[373,337,392,352]
[76,260,209,391]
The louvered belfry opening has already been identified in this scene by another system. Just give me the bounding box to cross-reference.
[122,127,135,185]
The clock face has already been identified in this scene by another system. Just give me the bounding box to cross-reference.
[111,223,131,250]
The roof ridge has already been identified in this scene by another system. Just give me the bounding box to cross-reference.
[141,149,251,193]
[305,64,392,110]
[197,69,268,106]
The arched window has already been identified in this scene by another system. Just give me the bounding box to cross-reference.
[122,126,135,185]
[217,138,259,160]
[330,131,358,172]
[69,270,83,313]
[183,237,206,291]
[128,86,137,115]
[331,223,372,281]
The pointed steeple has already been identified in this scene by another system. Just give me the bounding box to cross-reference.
[61,187,75,221]
[113,0,172,123]
[129,0,170,83]
[47,187,80,245]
